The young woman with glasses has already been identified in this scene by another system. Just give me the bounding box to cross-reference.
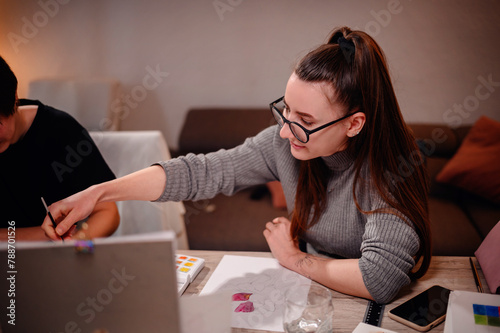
[43,27,430,304]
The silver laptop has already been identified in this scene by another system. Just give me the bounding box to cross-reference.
[0,231,180,333]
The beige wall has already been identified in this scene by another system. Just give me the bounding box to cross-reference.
[1,0,499,149]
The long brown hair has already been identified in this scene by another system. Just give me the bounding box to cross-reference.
[291,27,431,280]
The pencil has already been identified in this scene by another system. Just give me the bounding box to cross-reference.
[41,197,63,241]
[469,257,483,293]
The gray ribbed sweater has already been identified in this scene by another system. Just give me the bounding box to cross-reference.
[155,125,420,303]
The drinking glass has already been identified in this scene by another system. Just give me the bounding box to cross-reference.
[283,283,333,333]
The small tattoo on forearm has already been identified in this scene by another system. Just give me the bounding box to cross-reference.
[295,255,323,279]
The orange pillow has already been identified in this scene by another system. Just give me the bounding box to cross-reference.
[436,116,500,204]
[266,181,287,210]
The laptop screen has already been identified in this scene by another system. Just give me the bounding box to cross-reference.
[0,231,180,333]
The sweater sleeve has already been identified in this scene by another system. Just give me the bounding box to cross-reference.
[153,126,280,202]
[358,211,420,304]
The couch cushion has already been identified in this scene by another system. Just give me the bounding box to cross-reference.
[178,108,273,155]
[183,187,285,251]
[266,181,287,209]
[436,116,500,204]
[460,191,500,239]
[429,198,483,256]
[178,108,281,251]
[453,125,473,144]
[425,157,461,199]
[409,124,459,158]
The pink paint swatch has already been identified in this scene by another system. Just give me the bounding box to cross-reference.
[235,301,254,312]
[232,292,252,301]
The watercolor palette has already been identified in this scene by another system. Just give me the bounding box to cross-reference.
[176,254,205,295]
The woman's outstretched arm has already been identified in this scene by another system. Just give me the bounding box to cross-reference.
[42,165,166,239]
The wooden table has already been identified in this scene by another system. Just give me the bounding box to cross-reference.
[180,251,489,333]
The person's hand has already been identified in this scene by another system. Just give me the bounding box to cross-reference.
[43,224,77,241]
[41,186,99,240]
[263,216,302,269]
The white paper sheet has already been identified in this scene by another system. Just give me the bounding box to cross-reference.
[444,290,500,333]
[200,255,311,332]
[352,322,398,333]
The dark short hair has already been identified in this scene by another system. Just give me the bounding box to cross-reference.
[0,56,18,117]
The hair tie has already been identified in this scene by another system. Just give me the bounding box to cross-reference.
[337,36,355,64]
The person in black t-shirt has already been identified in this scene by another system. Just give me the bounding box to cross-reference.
[0,56,119,241]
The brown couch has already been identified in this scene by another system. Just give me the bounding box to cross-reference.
[175,109,500,255]
[410,123,499,255]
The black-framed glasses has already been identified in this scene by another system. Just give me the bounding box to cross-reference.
[269,96,361,143]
